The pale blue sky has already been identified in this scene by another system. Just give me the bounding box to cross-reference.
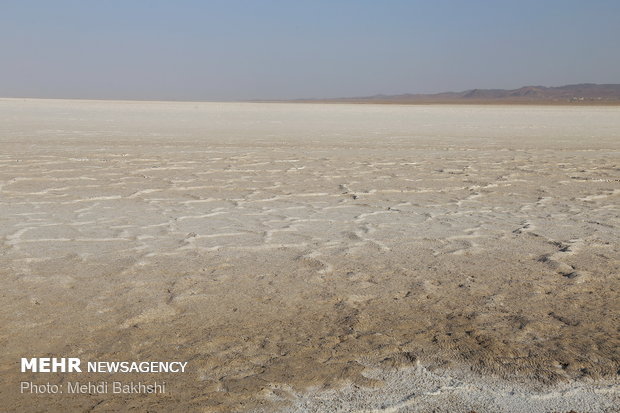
[1,0,619,100]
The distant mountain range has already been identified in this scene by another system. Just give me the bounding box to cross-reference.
[301,84,620,104]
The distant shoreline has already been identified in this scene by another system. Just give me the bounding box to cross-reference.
[271,99,620,106]
[2,96,619,107]
[3,83,620,106]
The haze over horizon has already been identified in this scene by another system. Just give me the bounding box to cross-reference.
[1,0,619,101]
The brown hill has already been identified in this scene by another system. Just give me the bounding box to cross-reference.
[309,84,620,104]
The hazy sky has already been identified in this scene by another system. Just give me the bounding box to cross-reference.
[1,0,619,100]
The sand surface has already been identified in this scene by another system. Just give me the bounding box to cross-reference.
[0,99,618,412]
